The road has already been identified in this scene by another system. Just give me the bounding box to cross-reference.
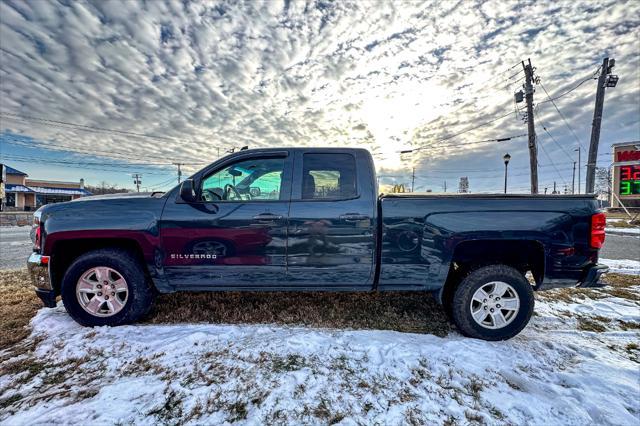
[0,225,637,270]
[600,233,640,261]
[0,226,32,269]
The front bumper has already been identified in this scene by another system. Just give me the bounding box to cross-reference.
[27,253,56,308]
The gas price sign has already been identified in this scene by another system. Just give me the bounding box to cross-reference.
[620,165,640,196]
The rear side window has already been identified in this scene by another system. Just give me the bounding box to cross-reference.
[302,153,357,200]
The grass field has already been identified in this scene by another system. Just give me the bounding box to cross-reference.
[1,270,638,425]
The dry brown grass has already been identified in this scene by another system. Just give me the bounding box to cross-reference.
[0,269,452,346]
[146,290,451,336]
[0,269,42,350]
[0,269,636,349]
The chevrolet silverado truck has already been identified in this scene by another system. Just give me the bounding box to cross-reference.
[27,148,609,340]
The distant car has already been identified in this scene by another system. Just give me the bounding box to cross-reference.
[28,148,608,340]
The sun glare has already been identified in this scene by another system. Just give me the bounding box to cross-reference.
[360,79,452,170]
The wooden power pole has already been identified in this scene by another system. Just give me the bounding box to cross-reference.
[586,57,617,193]
[132,173,142,193]
[523,59,538,194]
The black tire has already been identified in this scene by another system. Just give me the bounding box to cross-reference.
[451,265,534,341]
[61,248,155,327]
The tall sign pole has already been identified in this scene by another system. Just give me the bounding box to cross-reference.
[523,59,538,194]
[586,57,617,193]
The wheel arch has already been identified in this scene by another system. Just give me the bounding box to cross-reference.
[438,239,544,305]
[49,237,152,294]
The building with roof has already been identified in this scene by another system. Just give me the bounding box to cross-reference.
[0,164,92,211]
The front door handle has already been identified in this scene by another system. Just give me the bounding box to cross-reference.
[339,213,370,222]
[253,213,283,222]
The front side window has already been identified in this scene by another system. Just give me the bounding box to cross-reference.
[201,157,284,202]
[302,153,357,200]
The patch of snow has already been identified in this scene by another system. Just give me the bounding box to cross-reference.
[601,258,640,275]
[606,227,640,236]
[1,288,639,425]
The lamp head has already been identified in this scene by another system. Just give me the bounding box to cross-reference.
[503,153,511,165]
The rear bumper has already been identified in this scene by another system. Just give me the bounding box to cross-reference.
[540,263,609,290]
[577,264,609,288]
[27,253,56,308]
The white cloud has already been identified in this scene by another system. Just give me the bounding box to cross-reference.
[0,0,638,191]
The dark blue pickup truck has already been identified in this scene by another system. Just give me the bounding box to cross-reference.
[28,148,608,340]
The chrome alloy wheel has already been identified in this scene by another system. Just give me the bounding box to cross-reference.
[76,267,129,317]
[469,281,520,329]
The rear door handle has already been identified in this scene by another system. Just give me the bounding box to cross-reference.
[253,213,283,222]
[339,213,370,222]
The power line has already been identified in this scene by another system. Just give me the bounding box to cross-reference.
[538,81,587,152]
[403,111,518,153]
[537,133,569,186]
[1,134,208,166]
[533,106,575,162]
[537,68,600,105]
[0,154,171,175]
[0,112,187,143]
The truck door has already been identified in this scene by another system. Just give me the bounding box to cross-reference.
[159,152,292,288]
[286,150,376,288]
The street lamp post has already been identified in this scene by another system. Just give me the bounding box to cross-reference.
[503,153,511,194]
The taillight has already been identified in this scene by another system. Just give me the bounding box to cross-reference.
[590,212,606,249]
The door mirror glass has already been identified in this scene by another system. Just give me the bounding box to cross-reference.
[179,179,196,203]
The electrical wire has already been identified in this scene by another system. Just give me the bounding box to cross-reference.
[0,112,186,143]
[537,68,600,105]
[403,111,520,153]
[537,135,569,186]
[538,82,587,152]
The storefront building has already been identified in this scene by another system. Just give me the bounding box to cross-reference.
[1,164,92,211]
[611,142,640,209]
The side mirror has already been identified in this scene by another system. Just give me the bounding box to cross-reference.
[179,179,196,203]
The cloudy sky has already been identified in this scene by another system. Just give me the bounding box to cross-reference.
[1,0,639,193]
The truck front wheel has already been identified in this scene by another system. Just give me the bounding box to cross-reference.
[61,248,155,327]
[451,265,534,341]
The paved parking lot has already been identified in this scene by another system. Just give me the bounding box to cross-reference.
[0,226,32,269]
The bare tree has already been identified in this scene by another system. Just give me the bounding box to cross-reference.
[595,167,612,199]
[85,182,130,195]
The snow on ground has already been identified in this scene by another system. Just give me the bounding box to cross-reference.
[601,258,640,275]
[1,278,639,425]
[606,227,640,236]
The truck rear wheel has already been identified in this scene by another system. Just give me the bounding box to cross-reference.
[61,248,154,327]
[451,265,534,341]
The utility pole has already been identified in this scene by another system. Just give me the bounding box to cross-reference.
[522,58,538,194]
[586,57,618,193]
[411,167,415,192]
[575,147,581,194]
[443,181,447,193]
[173,163,183,184]
[572,161,576,194]
[132,173,142,193]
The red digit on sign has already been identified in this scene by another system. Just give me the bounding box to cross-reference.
[621,166,631,180]
[633,165,640,180]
